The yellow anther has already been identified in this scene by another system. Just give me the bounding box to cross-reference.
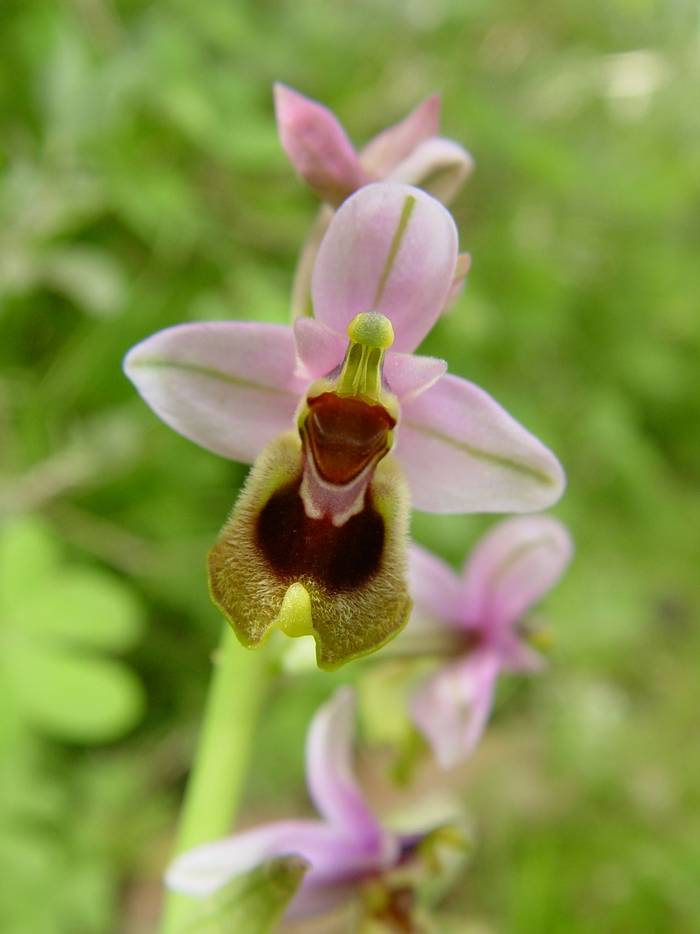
[347,312,395,350]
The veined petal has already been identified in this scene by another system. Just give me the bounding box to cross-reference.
[124,322,304,464]
[360,95,441,177]
[383,351,447,402]
[293,317,346,379]
[388,138,474,204]
[462,516,573,634]
[306,688,383,838]
[312,183,458,353]
[410,652,500,769]
[274,84,366,206]
[395,374,566,513]
[407,544,464,626]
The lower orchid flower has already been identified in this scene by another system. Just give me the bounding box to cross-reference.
[125,182,565,670]
[406,516,573,768]
[166,688,458,927]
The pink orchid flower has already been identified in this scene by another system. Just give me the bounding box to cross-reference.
[124,182,565,669]
[166,688,438,925]
[274,83,474,318]
[407,516,573,769]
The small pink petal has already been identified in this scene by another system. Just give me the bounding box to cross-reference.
[383,352,447,402]
[274,84,366,206]
[462,516,573,635]
[306,688,382,840]
[360,95,441,177]
[124,322,304,464]
[293,317,346,379]
[410,652,500,768]
[388,138,474,204]
[395,374,566,513]
[407,544,464,625]
[312,183,458,353]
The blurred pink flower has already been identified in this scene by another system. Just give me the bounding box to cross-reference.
[166,688,435,923]
[125,183,565,668]
[274,84,473,317]
[407,516,573,768]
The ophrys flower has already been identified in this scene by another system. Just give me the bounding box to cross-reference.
[166,687,461,927]
[125,183,565,669]
[407,516,573,768]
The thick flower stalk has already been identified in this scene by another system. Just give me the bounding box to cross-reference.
[406,516,573,768]
[166,687,454,926]
[274,83,474,317]
[125,182,565,669]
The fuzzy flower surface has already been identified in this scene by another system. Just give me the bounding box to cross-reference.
[125,182,565,669]
[274,83,474,318]
[407,516,573,768]
[166,688,441,924]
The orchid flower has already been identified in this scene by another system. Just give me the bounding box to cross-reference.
[274,83,474,318]
[166,688,451,926]
[124,182,565,669]
[406,516,573,769]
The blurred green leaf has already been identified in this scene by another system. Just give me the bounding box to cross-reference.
[0,518,145,743]
[15,568,143,651]
[9,647,144,743]
[0,517,61,603]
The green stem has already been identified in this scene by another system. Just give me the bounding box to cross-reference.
[160,625,268,933]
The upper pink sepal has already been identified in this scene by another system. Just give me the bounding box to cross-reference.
[312,183,458,353]
[395,373,566,513]
[462,515,574,633]
[360,95,441,176]
[123,321,305,464]
[388,137,474,204]
[274,84,367,206]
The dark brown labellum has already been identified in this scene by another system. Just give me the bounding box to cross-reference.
[303,392,396,486]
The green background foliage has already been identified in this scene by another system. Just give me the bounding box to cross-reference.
[1,0,698,930]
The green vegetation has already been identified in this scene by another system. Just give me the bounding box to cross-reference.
[1,0,698,930]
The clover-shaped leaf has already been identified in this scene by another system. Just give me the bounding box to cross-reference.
[0,517,145,743]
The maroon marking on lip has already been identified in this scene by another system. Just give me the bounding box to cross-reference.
[303,392,395,486]
[255,479,384,593]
